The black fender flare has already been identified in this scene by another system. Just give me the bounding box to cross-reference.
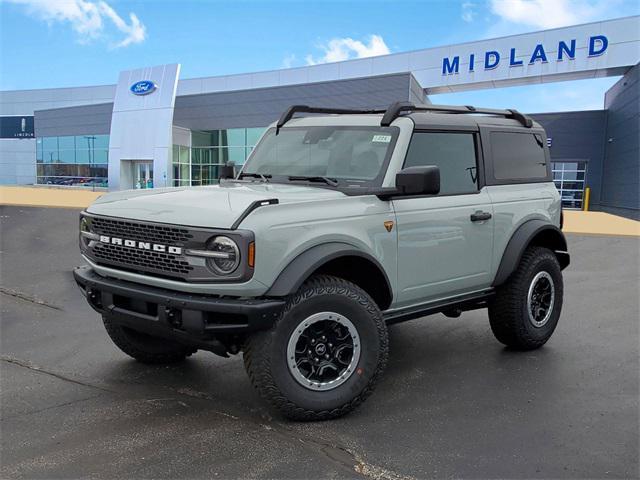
[492,220,569,287]
[265,242,393,299]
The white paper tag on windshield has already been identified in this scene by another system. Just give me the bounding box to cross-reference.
[372,134,391,143]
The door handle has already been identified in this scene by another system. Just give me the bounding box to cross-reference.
[470,211,492,222]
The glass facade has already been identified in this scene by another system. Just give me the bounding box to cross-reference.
[172,144,192,187]
[35,128,265,188]
[172,128,265,186]
[36,134,109,187]
[552,161,587,209]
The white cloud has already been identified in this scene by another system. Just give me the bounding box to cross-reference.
[97,1,145,48]
[3,0,146,48]
[462,2,476,22]
[489,0,607,29]
[305,34,390,66]
[281,53,296,69]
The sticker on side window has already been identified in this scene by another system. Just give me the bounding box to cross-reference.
[372,134,391,143]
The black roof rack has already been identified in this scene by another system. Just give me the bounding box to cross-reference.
[276,105,386,134]
[275,102,533,133]
[380,101,533,128]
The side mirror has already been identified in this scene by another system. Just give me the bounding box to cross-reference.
[395,165,440,196]
[219,162,235,180]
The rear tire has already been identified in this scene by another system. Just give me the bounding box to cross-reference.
[243,275,388,421]
[103,315,196,364]
[488,246,563,350]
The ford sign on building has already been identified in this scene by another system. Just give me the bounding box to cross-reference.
[130,80,157,96]
[0,15,639,219]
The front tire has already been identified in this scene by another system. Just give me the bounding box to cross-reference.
[488,246,564,350]
[103,315,197,364]
[243,275,388,421]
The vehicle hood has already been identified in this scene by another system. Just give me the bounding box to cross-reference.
[86,182,346,229]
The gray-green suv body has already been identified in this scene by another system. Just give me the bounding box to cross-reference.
[74,102,570,420]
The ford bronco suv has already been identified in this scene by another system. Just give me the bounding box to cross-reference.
[74,102,570,420]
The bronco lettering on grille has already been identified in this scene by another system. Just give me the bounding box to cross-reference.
[98,235,183,255]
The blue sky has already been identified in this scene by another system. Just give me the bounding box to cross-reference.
[1,0,638,113]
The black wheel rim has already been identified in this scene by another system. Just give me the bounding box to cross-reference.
[527,271,555,328]
[287,312,360,391]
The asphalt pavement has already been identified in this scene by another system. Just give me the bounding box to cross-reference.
[1,205,638,479]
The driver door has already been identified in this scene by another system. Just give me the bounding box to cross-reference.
[393,131,494,306]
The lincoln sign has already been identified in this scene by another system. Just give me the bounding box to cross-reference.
[442,35,609,75]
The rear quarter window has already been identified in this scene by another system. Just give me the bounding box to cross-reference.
[490,131,548,181]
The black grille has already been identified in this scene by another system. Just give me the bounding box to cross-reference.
[91,217,193,244]
[93,243,193,276]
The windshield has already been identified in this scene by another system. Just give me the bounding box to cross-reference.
[240,126,399,186]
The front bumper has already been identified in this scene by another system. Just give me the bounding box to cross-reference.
[73,266,285,354]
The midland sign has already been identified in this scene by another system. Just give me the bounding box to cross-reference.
[442,35,609,75]
[412,16,640,93]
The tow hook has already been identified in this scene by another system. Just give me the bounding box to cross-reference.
[87,288,102,308]
[165,307,182,328]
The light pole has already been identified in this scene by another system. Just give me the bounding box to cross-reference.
[84,136,97,189]
[84,136,96,163]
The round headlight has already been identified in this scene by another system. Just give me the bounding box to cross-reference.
[207,236,240,274]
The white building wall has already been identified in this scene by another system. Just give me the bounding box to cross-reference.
[0,138,36,184]
[172,125,191,147]
[107,64,180,190]
[0,85,116,116]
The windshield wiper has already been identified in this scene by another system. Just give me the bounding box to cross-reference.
[237,172,271,182]
[288,175,339,187]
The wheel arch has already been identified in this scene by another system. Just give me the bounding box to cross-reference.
[265,242,393,310]
[493,220,570,287]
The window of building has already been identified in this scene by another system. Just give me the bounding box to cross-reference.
[403,132,478,195]
[172,127,266,187]
[490,132,548,181]
[35,134,109,187]
[172,145,191,187]
[552,161,587,209]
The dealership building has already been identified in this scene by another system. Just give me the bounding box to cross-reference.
[1,15,638,218]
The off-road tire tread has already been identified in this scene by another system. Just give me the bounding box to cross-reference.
[488,246,562,350]
[103,316,196,364]
[243,274,388,421]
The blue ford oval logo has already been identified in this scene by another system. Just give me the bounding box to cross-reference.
[130,80,156,95]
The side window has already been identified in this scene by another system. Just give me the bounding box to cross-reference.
[403,132,478,195]
[490,131,548,180]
